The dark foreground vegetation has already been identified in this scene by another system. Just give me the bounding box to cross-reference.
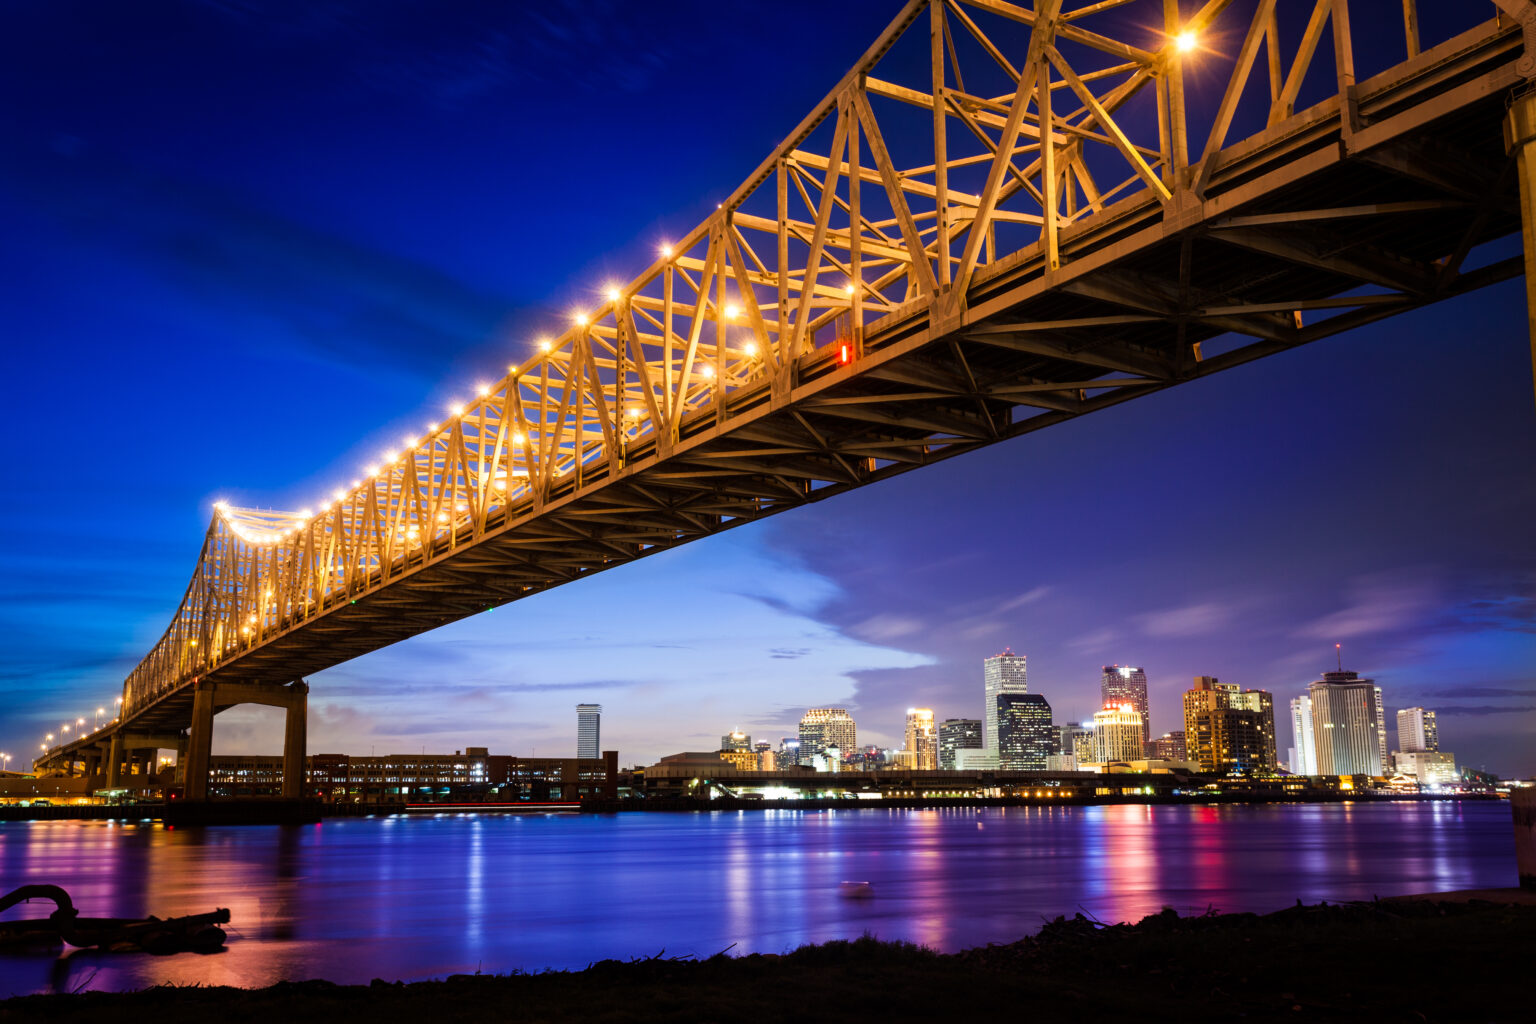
[2,898,1531,1022]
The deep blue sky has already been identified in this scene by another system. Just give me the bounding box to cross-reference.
[2,1,1533,775]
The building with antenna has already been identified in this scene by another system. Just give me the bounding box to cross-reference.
[1101,665,1150,748]
[1306,670,1387,777]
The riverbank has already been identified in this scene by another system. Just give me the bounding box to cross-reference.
[0,790,1504,822]
[3,897,1530,1022]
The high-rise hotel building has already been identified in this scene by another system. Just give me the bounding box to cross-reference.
[798,708,857,765]
[576,704,602,760]
[1101,665,1150,747]
[1397,707,1439,753]
[903,708,938,770]
[1092,704,1144,763]
[983,649,1028,752]
[1307,671,1387,776]
[1289,695,1318,775]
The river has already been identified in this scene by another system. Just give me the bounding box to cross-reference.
[0,801,1516,995]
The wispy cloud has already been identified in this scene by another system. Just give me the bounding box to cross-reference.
[1434,705,1536,716]
[1412,687,1536,699]
[1138,601,1232,638]
[997,586,1051,613]
[1295,570,1437,641]
[849,614,925,643]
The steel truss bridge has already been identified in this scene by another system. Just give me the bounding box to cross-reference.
[36,0,1536,795]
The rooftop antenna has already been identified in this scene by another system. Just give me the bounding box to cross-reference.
[1336,643,1342,672]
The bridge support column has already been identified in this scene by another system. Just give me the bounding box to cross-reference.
[282,681,308,799]
[106,731,124,788]
[1505,89,1536,407]
[182,678,308,801]
[184,680,216,801]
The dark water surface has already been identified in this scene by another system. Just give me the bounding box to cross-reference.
[0,801,1516,995]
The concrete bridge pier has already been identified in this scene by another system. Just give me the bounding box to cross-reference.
[105,731,184,788]
[1506,83,1536,404]
[106,731,124,788]
[183,679,308,801]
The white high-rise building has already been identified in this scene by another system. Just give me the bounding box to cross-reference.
[1397,707,1439,752]
[1091,704,1144,764]
[1289,695,1317,775]
[983,649,1027,752]
[1307,672,1385,776]
[576,704,602,760]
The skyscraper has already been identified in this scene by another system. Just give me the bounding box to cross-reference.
[1397,707,1439,752]
[720,730,752,752]
[904,708,937,770]
[1150,730,1187,761]
[799,708,857,765]
[983,649,1027,752]
[1181,677,1277,774]
[997,693,1053,770]
[1308,671,1386,776]
[1289,695,1317,775]
[1053,723,1093,769]
[1101,665,1150,746]
[1092,704,1144,763]
[576,704,601,760]
[937,718,982,770]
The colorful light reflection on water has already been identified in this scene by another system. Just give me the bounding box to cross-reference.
[0,801,1515,995]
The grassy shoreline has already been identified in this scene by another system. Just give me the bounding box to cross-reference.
[2,896,1531,1022]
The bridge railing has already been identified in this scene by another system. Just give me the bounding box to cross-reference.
[120,0,1499,716]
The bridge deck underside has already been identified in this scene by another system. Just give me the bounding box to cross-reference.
[99,24,1524,745]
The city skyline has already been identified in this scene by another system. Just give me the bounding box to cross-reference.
[3,1,1534,777]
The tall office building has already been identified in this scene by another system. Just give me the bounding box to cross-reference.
[1181,677,1277,774]
[754,742,777,771]
[778,736,801,766]
[1289,695,1317,775]
[1307,671,1386,776]
[720,730,752,752]
[798,708,857,765]
[1092,704,1144,763]
[903,708,937,770]
[1397,707,1438,752]
[937,718,982,770]
[1149,730,1186,761]
[576,704,601,759]
[983,649,1028,752]
[1054,723,1093,765]
[1101,665,1150,746]
[997,693,1053,770]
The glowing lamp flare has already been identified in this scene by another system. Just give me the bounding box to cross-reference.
[1175,28,1197,53]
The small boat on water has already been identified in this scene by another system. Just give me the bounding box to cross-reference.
[0,884,229,954]
[838,880,874,899]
